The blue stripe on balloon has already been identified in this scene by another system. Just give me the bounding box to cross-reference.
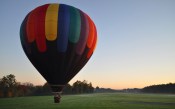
[57,4,70,52]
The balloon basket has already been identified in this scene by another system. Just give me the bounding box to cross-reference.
[53,92,61,103]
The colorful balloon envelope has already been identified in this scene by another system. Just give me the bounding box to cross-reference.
[20,3,97,102]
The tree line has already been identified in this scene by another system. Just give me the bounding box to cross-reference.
[141,83,175,94]
[1,74,174,98]
[0,74,94,98]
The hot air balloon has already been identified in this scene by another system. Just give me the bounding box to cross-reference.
[20,3,97,103]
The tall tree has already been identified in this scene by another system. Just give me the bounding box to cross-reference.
[0,74,17,97]
[72,80,94,94]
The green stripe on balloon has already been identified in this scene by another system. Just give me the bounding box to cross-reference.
[68,6,81,43]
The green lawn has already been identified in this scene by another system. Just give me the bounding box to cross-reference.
[0,93,175,109]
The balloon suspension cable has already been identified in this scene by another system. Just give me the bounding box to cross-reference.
[53,92,62,103]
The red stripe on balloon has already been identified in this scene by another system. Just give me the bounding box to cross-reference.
[26,11,37,42]
[35,4,49,52]
[86,15,95,48]
[87,23,97,59]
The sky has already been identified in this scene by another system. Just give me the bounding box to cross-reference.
[0,0,175,89]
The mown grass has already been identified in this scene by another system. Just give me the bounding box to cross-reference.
[0,93,175,109]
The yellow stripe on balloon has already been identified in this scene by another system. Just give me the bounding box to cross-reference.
[45,4,59,41]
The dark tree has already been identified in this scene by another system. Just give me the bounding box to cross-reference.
[141,83,175,94]
[72,80,94,94]
[0,74,95,97]
[0,74,17,97]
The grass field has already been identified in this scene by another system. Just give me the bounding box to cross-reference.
[0,93,175,109]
